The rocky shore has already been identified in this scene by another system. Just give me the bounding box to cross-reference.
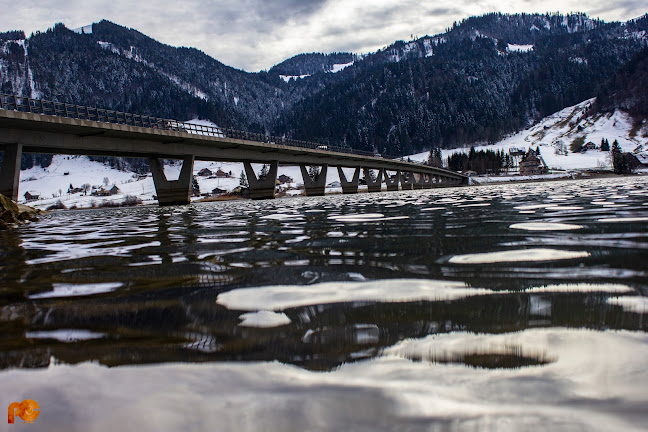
[0,195,41,230]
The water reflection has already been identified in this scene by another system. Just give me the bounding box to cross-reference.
[0,176,646,374]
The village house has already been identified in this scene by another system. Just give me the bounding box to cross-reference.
[198,168,213,177]
[278,174,293,184]
[582,142,597,151]
[215,169,231,178]
[519,148,549,175]
[23,191,40,201]
[631,152,648,168]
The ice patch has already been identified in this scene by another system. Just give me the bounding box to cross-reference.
[26,329,105,342]
[525,283,633,294]
[329,213,409,222]
[216,279,497,311]
[510,222,583,231]
[448,248,590,264]
[29,282,123,299]
[607,296,648,314]
[598,217,648,223]
[238,311,292,328]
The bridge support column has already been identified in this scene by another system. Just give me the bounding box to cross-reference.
[413,173,424,190]
[300,164,328,196]
[337,167,360,194]
[244,161,278,200]
[400,171,414,190]
[0,143,22,201]
[149,156,194,206]
[384,170,400,191]
[422,173,433,189]
[364,168,383,193]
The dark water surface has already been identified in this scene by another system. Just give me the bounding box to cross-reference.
[2,177,648,431]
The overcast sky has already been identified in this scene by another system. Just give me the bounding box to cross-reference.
[1,1,646,71]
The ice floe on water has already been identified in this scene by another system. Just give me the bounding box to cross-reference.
[217,280,496,311]
[25,329,106,342]
[510,222,584,231]
[448,248,589,264]
[524,283,633,294]
[328,213,409,222]
[598,217,648,223]
[29,282,123,299]
[607,296,648,314]
[238,310,292,328]
[216,280,634,312]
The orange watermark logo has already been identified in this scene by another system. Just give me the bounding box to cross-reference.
[8,400,39,424]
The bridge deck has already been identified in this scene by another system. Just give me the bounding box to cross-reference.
[0,108,465,179]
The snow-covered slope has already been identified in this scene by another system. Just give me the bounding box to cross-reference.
[411,99,648,171]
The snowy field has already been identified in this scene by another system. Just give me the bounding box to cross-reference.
[14,101,648,209]
[410,100,648,175]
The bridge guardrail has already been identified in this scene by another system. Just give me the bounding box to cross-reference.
[0,93,433,166]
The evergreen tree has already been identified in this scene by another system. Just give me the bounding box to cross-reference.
[191,176,200,196]
[239,170,248,187]
[611,139,626,174]
[600,138,610,151]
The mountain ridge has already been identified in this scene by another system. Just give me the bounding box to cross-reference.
[1,12,647,157]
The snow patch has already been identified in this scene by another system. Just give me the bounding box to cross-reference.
[507,44,534,53]
[330,61,354,73]
[280,74,310,82]
[72,24,93,35]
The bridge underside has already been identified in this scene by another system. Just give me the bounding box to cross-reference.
[0,110,468,205]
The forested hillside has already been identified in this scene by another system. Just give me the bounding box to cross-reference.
[1,12,647,160]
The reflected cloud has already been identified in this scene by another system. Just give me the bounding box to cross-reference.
[448,248,590,264]
[238,310,292,328]
[510,222,584,231]
[217,279,494,311]
[28,282,123,299]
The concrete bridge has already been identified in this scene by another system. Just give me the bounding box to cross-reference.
[0,95,467,205]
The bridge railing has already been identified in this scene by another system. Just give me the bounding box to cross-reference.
[0,93,432,165]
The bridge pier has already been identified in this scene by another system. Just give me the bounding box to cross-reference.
[384,170,400,191]
[244,161,278,200]
[364,168,383,193]
[149,156,194,206]
[337,167,360,194]
[422,173,433,189]
[400,171,414,190]
[0,143,22,201]
[412,173,424,190]
[300,164,328,196]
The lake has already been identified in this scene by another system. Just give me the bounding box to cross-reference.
[1,176,648,431]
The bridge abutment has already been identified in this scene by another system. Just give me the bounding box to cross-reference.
[149,156,194,206]
[337,167,360,194]
[300,164,328,196]
[244,161,278,200]
[0,143,23,201]
[384,170,400,191]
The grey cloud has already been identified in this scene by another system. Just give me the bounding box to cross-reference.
[1,0,645,72]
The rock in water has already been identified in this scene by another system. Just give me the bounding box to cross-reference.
[0,194,40,229]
